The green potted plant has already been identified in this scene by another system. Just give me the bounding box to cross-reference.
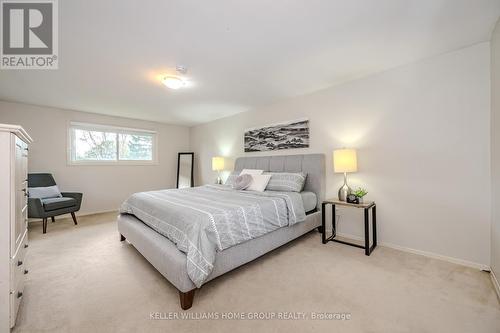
[353,187,368,204]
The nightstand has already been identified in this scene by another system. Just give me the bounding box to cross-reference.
[321,199,377,255]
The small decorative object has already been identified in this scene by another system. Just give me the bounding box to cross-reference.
[346,194,359,204]
[244,118,309,152]
[333,148,358,201]
[353,187,368,204]
[212,156,225,184]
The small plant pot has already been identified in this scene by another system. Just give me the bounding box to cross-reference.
[357,197,364,204]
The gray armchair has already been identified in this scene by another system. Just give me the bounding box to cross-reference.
[28,173,83,234]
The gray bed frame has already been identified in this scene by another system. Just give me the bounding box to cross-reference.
[117,154,326,309]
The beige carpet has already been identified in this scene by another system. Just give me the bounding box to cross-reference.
[13,212,500,333]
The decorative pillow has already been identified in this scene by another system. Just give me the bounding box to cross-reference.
[232,174,253,190]
[246,174,272,192]
[264,172,307,192]
[239,169,264,176]
[28,185,62,199]
[224,171,239,186]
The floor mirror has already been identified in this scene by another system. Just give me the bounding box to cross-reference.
[176,152,194,188]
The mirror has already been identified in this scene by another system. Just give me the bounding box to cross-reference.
[177,152,194,189]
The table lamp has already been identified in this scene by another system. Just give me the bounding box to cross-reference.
[333,148,357,201]
[212,156,225,184]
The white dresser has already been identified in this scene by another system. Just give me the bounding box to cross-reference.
[0,124,32,332]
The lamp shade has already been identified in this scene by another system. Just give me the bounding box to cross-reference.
[212,157,225,171]
[333,149,357,173]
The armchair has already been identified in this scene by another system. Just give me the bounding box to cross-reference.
[27,173,83,234]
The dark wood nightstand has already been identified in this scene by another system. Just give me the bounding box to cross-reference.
[321,199,377,255]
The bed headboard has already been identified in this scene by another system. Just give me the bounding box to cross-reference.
[234,154,326,209]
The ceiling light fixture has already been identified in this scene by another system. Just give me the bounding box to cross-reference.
[161,75,186,90]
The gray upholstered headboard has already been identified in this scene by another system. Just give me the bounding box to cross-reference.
[234,154,326,209]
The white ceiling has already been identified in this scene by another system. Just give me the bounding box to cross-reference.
[1,0,499,126]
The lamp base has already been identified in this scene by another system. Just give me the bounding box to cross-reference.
[215,176,222,185]
[338,172,351,201]
[338,184,352,201]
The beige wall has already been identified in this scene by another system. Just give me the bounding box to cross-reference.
[0,101,190,215]
[190,43,492,267]
[491,18,500,284]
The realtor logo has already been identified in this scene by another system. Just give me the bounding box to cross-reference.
[1,0,58,69]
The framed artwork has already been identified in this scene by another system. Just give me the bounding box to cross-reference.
[244,118,309,152]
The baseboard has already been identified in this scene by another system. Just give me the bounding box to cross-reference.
[334,231,490,271]
[28,210,117,223]
[491,270,500,301]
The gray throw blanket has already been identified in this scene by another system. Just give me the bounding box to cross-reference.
[120,185,306,287]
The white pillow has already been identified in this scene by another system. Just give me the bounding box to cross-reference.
[246,174,272,192]
[28,185,62,199]
[239,169,264,176]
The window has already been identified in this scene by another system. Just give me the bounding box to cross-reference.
[68,122,157,165]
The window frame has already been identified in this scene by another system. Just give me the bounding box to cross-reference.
[67,122,158,166]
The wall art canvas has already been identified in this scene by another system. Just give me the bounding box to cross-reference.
[244,118,309,152]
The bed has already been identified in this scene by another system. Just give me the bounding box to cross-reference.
[117,154,325,309]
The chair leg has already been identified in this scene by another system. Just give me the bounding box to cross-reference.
[42,218,47,234]
[70,212,78,225]
[51,216,55,222]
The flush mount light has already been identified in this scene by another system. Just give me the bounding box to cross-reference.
[161,75,186,90]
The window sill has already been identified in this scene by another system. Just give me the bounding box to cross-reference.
[67,160,159,166]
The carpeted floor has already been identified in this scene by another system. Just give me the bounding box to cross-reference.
[13,212,500,333]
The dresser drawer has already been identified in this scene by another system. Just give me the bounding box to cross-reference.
[12,229,28,261]
[10,267,26,328]
[11,230,28,282]
[9,230,28,328]
[13,198,28,254]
